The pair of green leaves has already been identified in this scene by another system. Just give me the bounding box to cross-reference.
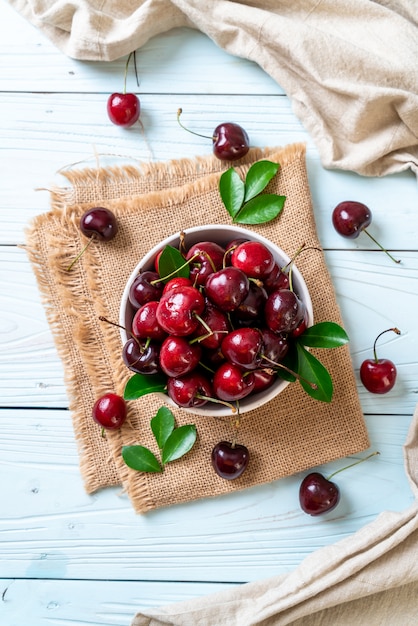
[278,321,349,403]
[219,160,285,224]
[122,406,197,473]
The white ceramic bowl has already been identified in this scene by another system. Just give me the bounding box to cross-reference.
[119,225,313,416]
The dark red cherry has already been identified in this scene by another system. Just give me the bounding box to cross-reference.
[205,267,249,312]
[167,372,213,408]
[92,393,127,430]
[186,241,225,286]
[80,207,118,241]
[128,271,163,308]
[332,201,371,239]
[122,338,161,375]
[265,289,304,333]
[221,328,263,370]
[299,472,340,516]
[212,123,250,161]
[191,302,231,350]
[211,441,249,480]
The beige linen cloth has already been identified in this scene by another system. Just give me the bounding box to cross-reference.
[8,0,418,177]
[133,404,418,625]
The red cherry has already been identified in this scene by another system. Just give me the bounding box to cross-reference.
[107,92,140,127]
[212,123,250,161]
[211,441,249,479]
[299,472,340,516]
[80,207,118,241]
[360,327,401,394]
[332,201,400,264]
[299,451,380,515]
[176,109,249,161]
[92,393,127,430]
[231,241,275,278]
[156,286,205,336]
[212,362,255,401]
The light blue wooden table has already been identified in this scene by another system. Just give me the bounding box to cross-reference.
[1,3,417,624]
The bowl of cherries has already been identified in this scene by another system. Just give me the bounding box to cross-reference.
[119,225,314,417]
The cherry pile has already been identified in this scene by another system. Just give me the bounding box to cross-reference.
[122,236,309,412]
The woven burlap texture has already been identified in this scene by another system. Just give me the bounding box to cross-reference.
[25,143,369,513]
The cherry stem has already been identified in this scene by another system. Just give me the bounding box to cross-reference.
[150,251,201,285]
[261,355,318,390]
[372,327,401,363]
[177,108,213,140]
[66,236,94,271]
[196,394,237,413]
[123,51,139,94]
[363,229,401,264]
[326,451,380,481]
[281,243,322,292]
[99,315,142,347]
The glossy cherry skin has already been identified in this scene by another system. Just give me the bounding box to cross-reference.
[299,472,340,516]
[80,207,118,241]
[212,123,250,161]
[360,358,397,394]
[156,286,205,336]
[132,301,167,341]
[205,267,249,312]
[231,241,275,279]
[260,328,289,363]
[162,277,193,294]
[265,289,305,333]
[159,336,201,378]
[191,302,231,350]
[263,263,290,293]
[122,338,161,375]
[167,372,213,408]
[212,362,255,401]
[92,393,127,430]
[233,282,267,322]
[186,241,225,286]
[211,441,250,480]
[128,271,163,308]
[221,327,263,370]
[332,201,372,239]
[252,369,275,393]
[107,92,140,128]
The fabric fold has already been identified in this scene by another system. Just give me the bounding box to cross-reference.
[8,0,418,177]
[130,404,418,625]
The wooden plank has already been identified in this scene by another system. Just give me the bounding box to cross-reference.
[0,91,416,246]
[1,246,416,413]
[0,578,235,626]
[0,408,413,582]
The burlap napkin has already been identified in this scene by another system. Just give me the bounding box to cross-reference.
[25,143,369,513]
[131,403,418,625]
[9,0,418,177]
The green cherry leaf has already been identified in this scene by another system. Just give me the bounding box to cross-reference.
[297,322,349,349]
[244,160,280,202]
[161,424,197,465]
[296,343,333,403]
[122,445,162,473]
[124,373,167,401]
[219,167,245,218]
[233,194,286,225]
[157,245,190,283]
[151,406,175,449]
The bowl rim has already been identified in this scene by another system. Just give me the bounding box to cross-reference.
[119,224,314,417]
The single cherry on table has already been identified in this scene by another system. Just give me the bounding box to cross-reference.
[332,200,401,264]
[92,393,127,431]
[211,441,250,480]
[177,108,250,161]
[107,52,140,128]
[360,327,401,394]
